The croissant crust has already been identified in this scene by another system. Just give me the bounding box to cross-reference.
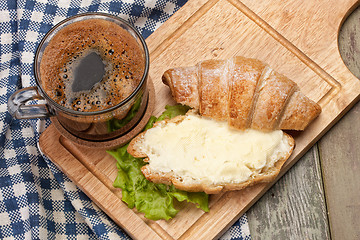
[162,56,321,131]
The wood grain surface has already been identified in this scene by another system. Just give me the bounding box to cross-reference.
[39,0,360,239]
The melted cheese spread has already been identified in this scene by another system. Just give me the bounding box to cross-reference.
[140,114,290,183]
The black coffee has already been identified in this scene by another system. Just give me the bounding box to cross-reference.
[40,19,145,112]
[72,51,105,92]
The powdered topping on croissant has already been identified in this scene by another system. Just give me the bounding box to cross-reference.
[162,56,321,131]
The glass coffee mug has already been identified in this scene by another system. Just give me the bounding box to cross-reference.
[8,13,150,143]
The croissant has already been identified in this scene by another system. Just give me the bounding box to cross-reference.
[162,56,321,131]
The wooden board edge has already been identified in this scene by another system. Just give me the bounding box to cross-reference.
[146,0,213,53]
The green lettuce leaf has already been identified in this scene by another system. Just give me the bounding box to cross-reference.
[155,104,190,122]
[108,104,208,221]
[107,96,142,132]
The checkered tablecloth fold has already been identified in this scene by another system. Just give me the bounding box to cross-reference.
[0,0,251,239]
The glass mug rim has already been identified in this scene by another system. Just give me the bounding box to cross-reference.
[34,12,150,116]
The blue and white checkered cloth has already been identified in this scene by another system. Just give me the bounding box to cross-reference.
[0,0,251,239]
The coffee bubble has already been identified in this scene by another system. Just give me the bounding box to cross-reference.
[40,19,145,112]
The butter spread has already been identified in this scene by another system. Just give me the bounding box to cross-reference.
[141,114,290,183]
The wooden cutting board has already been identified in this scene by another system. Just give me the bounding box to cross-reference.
[39,0,360,239]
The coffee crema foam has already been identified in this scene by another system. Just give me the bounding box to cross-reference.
[40,19,145,112]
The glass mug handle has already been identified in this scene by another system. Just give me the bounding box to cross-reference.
[8,86,53,119]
